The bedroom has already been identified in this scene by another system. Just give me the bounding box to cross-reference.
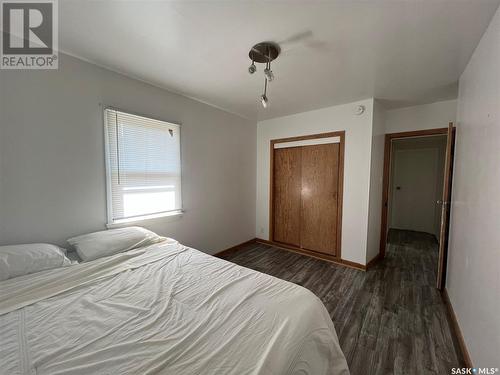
[1,1,499,374]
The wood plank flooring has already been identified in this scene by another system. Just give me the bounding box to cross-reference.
[220,229,465,374]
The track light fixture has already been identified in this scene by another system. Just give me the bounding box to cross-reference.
[261,94,268,108]
[264,62,274,82]
[248,42,280,108]
[248,61,256,74]
[261,77,269,108]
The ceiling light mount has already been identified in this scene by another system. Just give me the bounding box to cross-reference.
[248,42,280,63]
[248,42,280,108]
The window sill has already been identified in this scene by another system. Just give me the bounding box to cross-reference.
[106,210,184,229]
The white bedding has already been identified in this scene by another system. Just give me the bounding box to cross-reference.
[0,239,349,375]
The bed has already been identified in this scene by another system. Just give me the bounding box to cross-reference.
[0,237,349,374]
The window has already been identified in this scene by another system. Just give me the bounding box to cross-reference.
[104,108,182,224]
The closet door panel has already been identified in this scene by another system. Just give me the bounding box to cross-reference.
[273,147,302,246]
[300,143,339,255]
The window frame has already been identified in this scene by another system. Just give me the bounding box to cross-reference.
[102,106,183,226]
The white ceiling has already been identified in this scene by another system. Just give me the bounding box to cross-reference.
[59,0,500,121]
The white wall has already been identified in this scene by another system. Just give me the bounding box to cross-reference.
[256,99,374,265]
[0,53,256,254]
[389,137,446,237]
[366,100,385,263]
[385,99,457,134]
[447,5,500,367]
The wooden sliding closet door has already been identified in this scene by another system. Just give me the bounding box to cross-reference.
[271,131,344,260]
[300,143,339,255]
[273,147,302,247]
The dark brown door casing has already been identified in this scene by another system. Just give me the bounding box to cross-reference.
[378,125,455,290]
[437,123,455,290]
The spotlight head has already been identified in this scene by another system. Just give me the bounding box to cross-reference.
[248,62,256,74]
[264,67,274,81]
[261,94,269,108]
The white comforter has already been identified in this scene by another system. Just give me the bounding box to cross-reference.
[0,239,349,375]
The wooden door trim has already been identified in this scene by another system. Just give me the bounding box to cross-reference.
[378,126,455,262]
[436,123,456,290]
[269,131,345,261]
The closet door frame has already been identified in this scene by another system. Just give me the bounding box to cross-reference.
[269,131,345,261]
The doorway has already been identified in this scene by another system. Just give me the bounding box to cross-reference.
[390,136,447,237]
[379,125,455,289]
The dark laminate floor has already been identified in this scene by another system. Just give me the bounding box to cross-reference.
[221,229,464,375]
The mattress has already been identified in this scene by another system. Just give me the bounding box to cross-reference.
[0,238,349,375]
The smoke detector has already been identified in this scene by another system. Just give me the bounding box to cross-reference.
[354,105,365,115]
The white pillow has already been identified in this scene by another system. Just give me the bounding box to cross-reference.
[0,243,72,281]
[67,226,165,262]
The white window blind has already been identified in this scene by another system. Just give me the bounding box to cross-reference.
[104,109,182,224]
